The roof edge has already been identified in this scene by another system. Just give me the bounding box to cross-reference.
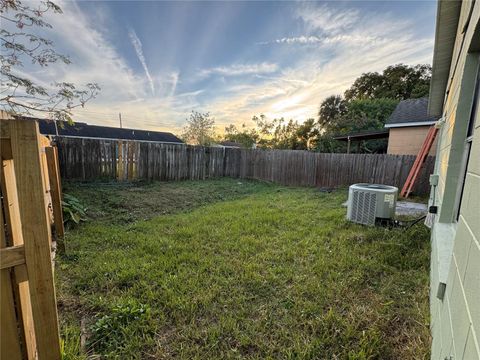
[333,129,390,141]
[428,0,462,117]
[45,119,178,138]
[385,121,437,128]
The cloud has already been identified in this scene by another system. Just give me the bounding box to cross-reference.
[257,36,323,45]
[200,63,279,78]
[258,34,384,46]
[296,4,360,35]
[128,28,155,95]
[7,2,145,102]
[169,71,179,97]
[16,0,196,132]
[202,5,433,129]
[14,1,433,135]
[258,4,396,49]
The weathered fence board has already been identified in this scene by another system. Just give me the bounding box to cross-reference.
[56,137,435,195]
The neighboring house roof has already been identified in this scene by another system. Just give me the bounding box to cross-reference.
[37,119,183,144]
[218,141,243,148]
[385,98,439,128]
[333,129,390,141]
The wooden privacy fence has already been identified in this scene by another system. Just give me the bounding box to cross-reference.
[56,137,435,195]
[1,116,63,360]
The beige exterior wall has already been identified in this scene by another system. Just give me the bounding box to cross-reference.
[387,125,438,155]
[430,1,480,359]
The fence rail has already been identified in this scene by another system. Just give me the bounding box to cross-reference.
[56,137,435,195]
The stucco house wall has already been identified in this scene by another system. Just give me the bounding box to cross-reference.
[387,126,438,155]
[428,1,480,359]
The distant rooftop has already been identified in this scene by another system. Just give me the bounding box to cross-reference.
[218,141,243,148]
[38,119,183,144]
[385,98,439,128]
[333,129,390,141]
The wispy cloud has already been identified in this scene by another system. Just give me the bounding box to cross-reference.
[128,28,155,95]
[200,62,279,78]
[204,5,433,129]
[296,4,360,35]
[28,1,193,131]
[257,36,323,45]
[258,34,383,46]
[258,3,390,49]
[169,71,179,97]
[22,1,434,134]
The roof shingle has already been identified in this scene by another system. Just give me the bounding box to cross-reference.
[37,119,183,143]
[385,98,439,126]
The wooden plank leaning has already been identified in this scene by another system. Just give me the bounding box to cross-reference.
[45,146,65,238]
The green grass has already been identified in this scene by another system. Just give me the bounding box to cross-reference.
[62,179,274,224]
[57,178,430,359]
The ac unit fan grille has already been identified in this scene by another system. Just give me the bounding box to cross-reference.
[351,190,377,226]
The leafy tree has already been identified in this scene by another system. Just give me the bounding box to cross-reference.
[0,0,99,122]
[224,123,258,148]
[343,98,398,132]
[343,73,384,101]
[337,98,398,153]
[315,133,345,153]
[316,63,430,153]
[344,64,431,101]
[315,98,398,153]
[250,114,276,148]
[181,111,216,145]
[271,118,301,149]
[245,115,319,150]
[222,115,319,151]
[252,114,275,137]
[318,95,347,130]
[382,64,431,100]
[295,118,319,150]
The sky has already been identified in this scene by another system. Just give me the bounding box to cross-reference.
[21,0,437,134]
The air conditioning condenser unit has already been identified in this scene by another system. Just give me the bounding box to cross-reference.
[346,184,398,226]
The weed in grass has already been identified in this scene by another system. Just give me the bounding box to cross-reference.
[59,315,85,360]
[62,193,88,226]
[88,301,154,358]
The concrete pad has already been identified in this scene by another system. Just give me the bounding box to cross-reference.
[395,201,427,216]
[342,200,427,216]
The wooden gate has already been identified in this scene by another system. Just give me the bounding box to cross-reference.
[1,115,63,359]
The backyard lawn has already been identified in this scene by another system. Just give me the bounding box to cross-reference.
[57,179,430,359]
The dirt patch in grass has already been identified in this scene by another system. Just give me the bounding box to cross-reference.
[57,179,430,359]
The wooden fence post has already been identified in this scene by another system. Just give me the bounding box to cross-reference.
[9,119,61,360]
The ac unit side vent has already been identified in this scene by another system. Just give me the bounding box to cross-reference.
[351,190,377,226]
